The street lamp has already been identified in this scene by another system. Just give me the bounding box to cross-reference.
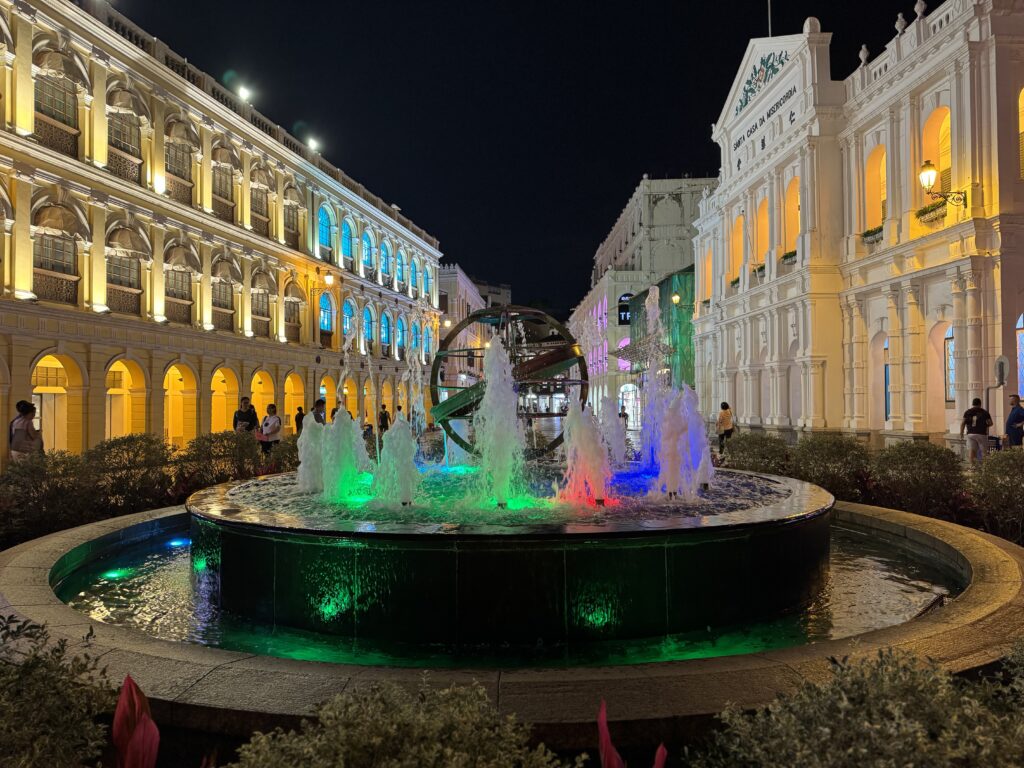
[443,318,452,329]
[238,85,252,103]
[308,137,320,152]
[671,292,681,305]
[919,160,967,208]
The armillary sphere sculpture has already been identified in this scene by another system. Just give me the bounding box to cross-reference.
[429,305,589,459]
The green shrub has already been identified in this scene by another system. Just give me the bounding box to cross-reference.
[872,441,966,520]
[84,433,173,517]
[0,451,96,548]
[689,649,1024,768]
[0,614,115,766]
[171,431,264,498]
[263,434,300,474]
[791,433,870,501]
[724,432,791,475]
[227,680,584,768]
[972,450,1024,542]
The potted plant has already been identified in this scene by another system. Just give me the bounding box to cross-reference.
[861,225,884,244]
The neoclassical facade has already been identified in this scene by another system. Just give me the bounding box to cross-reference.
[438,263,486,388]
[0,0,441,461]
[570,175,714,423]
[693,3,1024,448]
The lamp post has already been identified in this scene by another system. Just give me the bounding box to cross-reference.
[919,160,967,208]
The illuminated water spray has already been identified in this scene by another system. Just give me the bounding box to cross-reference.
[473,334,524,507]
[322,410,372,503]
[372,415,420,505]
[296,419,324,493]
[598,394,627,465]
[561,395,611,505]
[655,384,714,501]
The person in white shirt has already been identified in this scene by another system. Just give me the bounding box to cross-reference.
[260,403,282,454]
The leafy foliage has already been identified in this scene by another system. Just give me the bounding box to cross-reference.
[972,449,1024,542]
[871,441,966,520]
[0,614,115,767]
[688,649,1024,768]
[0,451,95,548]
[724,432,792,475]
[791,433,870,502]
[169,431,265,495]
[85,434,173,518]
[227,680,585,768]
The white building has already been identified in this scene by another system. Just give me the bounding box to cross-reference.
[471,277,511,308]
[569,175,714,424]
[693,3,1024,449]
[438,263,486,387]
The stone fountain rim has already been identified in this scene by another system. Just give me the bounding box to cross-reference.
[1,500,1023,750]
[185,468,834,539]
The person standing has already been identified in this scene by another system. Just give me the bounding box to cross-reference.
[260,404,282,454]
[716,402,735,454]
[960,397,993,465]
[233,397,258,432]
[379,403,391,434]
[312,398,327,425]
[1006,394,1024,449]
[618,405,629,430]
[9,401,42,461]
[294,406,305,435]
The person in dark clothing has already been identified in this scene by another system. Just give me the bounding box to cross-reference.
[960,397,993,465]
[232,397,259,432]
[379,404,391,433]
[295,407,305,435]
[1007,394,1024,449]
[330,406,339,421]
[312,398,327,425]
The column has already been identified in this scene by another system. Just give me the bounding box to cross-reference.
[199,241,213,330]
[885,287,905,426]
[965,269,984,401]
[10,7,33,137]
[902,95,922,231]
[86,199,107,312]
[884,106,901,244]
[199,121,213,212]
[87,59,108,167]
[805,359,827,428]
[149,95,166,194]
[310,285,322,348]
[274,166,285,243]
[240,145,252,230]
[9,169,34,300]
[901,283,924,432]
[276,267,287,342]
[849,297,868,429]
[197,357,214,436]
[841,300,853,428]
[950,276,967,416]
[240,254,253,337]
[149,225,166,322]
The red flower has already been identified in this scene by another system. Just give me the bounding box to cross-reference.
[597,699,668,768]
[113,675,160,768]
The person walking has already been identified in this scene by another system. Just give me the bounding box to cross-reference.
[379,403,391,434]
[233,397,258,432]
[716,402,735,455]
[294,406,305,435]
[312,398,327,425]
[260,404,282,454]
[960,397,993,465]
[1006,394,1024,449]
[9,400,42,461]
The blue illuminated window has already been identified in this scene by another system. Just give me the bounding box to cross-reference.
[363,307,374,341]
[380,242,391,275]
[424,327,433,356]
[396,252,405,282]
[397,317,406,347]
[341,220,353,260]
[411,323,420,349]
[381,314,391,345]
[319,293,333,332]
[362,233,374,268]
[342,300,354,334]
[318,207,332,253]
[411,261,418,288]
[423,266,431,296]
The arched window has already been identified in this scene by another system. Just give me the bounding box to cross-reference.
[341,220,353,261]
[319,293,334,332]
[410,260,419,289]
[424,326,433,359]
[729,214,744,281]
[380,242,391,276]
[362,306,375,351]
[423,265,431,297]
[755,197,769,264]
[922,107,952,194]
[318,206,333,259]
[783,177,800,255]
[343,300,355,335]
[865,145,887,230]
[397,317,406,348]
[944,326,955,403]
[381,314,391,349]
[361,232,374,269]
[412,323,421,350]
[396,251,406,283]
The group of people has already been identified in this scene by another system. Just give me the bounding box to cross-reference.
[959,394,1024,464]
[234,396,400,452]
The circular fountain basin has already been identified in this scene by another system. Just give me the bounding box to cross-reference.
[185,468,833,650]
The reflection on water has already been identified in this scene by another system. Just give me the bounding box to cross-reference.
[56,525,959,669]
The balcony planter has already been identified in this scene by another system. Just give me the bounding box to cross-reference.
[729,277,740,288]
[701,298,711,309]
[780,249,797,265]
[860,226,884,245]
[752,264,766,277]
[915,200,947,224]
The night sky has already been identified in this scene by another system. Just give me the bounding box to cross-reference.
[122,0,902,318]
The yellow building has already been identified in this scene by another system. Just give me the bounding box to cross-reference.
[0,0,442,462]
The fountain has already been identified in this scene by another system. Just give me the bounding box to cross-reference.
[372,416,420,506]
[472,335,524,507]
[560,395,610,505]
[320,411,371,503]
[598,394,627,466]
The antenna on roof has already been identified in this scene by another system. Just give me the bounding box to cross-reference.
[768,0,772,36]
